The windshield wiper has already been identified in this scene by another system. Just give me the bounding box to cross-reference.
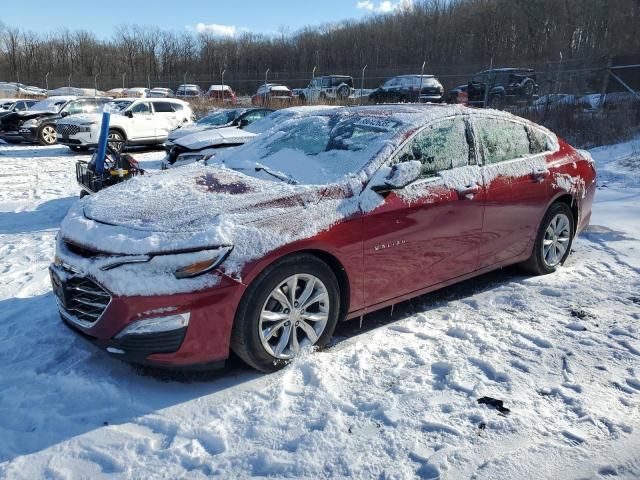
[254,164,298,185]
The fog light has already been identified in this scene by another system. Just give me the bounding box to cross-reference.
[115,313,190,338]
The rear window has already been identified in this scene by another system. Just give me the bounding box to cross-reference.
[153,102,174,113]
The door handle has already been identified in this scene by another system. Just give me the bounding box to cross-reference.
[459,184,481,200]
[533,169,549,183]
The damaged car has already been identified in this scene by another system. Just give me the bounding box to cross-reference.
[51,105,596,372]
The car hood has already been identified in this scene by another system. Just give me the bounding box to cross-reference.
[60,165,358,258]
[174,126,256,151]
[168,124,222,140]
[59,113,102,125]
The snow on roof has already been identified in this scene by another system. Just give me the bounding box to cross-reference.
[208,85,233,91]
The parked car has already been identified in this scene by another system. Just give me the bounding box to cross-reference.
[299,75,354,102]
[51,104,596,372]
[0,82,46,97]
[106,88,127,97]
[123,87,149,98]
[369,75,444,103]
[207,85,237,104]
[164,106,339,167]
[165,108,273,147]
[0,99,37,120]
[148,88,175,98]
[251,84,293,106]
[56,98,193,152]
[176,84,203,98]
[466,68,538,107]
[0,96,111,145]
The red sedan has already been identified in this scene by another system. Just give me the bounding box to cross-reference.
[51,105,596,372]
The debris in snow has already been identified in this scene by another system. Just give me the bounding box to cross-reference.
[477,397,511,415]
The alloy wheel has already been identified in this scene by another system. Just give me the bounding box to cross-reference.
[258,273,330,359]
[542,213,571,267]
[41,125,56,145]
[108,132,124,152]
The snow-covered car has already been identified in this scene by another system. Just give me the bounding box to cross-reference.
[0,82,46,97]
[165,108,273,148]
[0,96,111,146]
[56,98,193,152]
[123,87,149,98]
[148,88,175,98]
[51,105,596,372]
[176,84,202,98]
[207,85,237,103]
[251,84,293,106]
[299,75,354,103]
[163,106,339,167]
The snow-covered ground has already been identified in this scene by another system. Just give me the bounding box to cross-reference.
[0,139,638,479]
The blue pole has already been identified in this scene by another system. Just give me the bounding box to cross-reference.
[95,111,111,174]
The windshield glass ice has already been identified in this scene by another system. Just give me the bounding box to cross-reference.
[217,113,404,185]
[30,98,67,113]
[243,110,295,134]
[104,100,133,113]
[197,110,238,126]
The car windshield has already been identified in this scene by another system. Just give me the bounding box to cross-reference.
[104,100,133,113]
[217,113,404,185]
[197,110,239,126]
[30,98,67,113]
[243,110,295,134]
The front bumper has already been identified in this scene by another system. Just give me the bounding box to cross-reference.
[0,130,26,142]
[50,263,246,369]
[18,126,39,143]
[57,130,96,147]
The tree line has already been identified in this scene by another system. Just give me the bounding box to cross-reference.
[1,0,639,93]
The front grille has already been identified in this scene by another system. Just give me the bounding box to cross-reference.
[56,123,80,136]
[51,267,111,326]
[118,328,187,354]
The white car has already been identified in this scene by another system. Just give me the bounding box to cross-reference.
[123,87,149,98]
[56,97,193,152]
[300,75,354,102]
[148,88,175,98]
[163,106,341,168]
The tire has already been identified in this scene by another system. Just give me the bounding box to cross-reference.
[298,93,306,104]
[319,92,327,102]
[337,85,350,100]
[38,124,57,146]
[521,202,575,275]
[521,79,535,98]
[231,254,341,373]
[107,129,125,153]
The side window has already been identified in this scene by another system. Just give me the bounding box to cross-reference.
[321,78,331,88]
[82,101,100,114]
[14,102,26,111]
[398,117,470,177]
[153,102,174,113]
[171,103,184,112]
[242,110,269,124]
[475,117,530,164]
[63,102,84,115]
[527,126,551,154]
[131,102,151,115]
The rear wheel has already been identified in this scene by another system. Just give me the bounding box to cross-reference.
[107,130,125,153]
[231,254,340,372]
[38,124,57,146]
[337,85,350,100]
[522,202,574,275]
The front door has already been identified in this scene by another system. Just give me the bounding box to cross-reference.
[363,115,485,304]
[128,101,155,140]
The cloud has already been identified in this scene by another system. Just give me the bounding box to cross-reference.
[188,23,238,37]
[356,0,412,13]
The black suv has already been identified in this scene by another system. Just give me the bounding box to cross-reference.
[0,96,111,145]
[466,68,538,107]
[369,75,444,104]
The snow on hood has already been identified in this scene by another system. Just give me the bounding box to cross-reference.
[174,126,256,150]
[58,113,101,125]
[168,123,216,141]
[59,165,360,295]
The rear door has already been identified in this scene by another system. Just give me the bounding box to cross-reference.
[363,115,485,303]
[472,114,551,268]
[151,101,180,137]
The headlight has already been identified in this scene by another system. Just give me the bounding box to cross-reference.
[174,246,232,279]
[115,312,190,338]
[22,119,39,128]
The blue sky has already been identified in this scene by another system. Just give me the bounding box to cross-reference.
[2,0,410,38]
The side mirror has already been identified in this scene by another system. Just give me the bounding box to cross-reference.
[371,161,422,193]
[238,119,249,128]
[125,110,133,118]
[60,111,69,117]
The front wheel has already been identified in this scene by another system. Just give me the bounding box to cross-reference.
[107,130,125,153]
[38,124,57,146]
[231,254,340,372]
[522,202,574,275]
